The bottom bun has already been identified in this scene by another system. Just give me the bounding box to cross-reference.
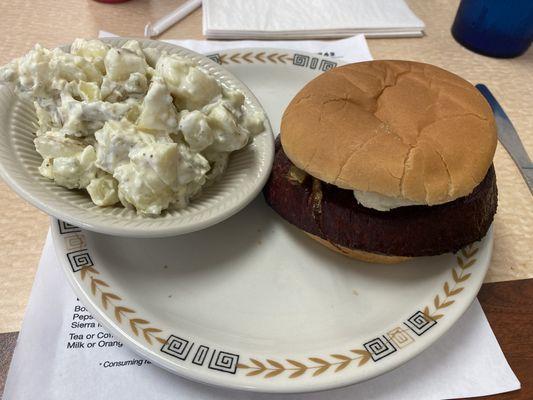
[305,233,411,264]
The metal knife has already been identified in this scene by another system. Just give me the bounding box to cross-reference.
[476,84,533,196]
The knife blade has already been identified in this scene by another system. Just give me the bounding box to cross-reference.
[476,84,533,196]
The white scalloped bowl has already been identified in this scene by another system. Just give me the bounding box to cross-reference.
[0,38,274,237]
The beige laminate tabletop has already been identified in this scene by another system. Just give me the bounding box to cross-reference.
[0,0,531,334]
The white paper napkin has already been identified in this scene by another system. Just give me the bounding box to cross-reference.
[3,231,521,400]
[203,0,425,39]
[3,35,520,400]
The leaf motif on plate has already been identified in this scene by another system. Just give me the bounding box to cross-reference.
[331,354,351,361]
[129,318,150,336]
[335,360,351,372]
[114,306,135,323]
[267,359,284,369]
[424,246,478,321]
[142,327,162,344]
[289,369,306,378]
[265,369,284,378]
[247,369,265,377]
[309,357,330,366]
[155,336,167,345]
[101,292,121,309]
[287,359,306,369]
[312,365,329,376]
[250,359,266,369]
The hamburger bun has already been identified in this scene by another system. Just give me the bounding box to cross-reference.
[280,60,497,206]
[305,233,411,264]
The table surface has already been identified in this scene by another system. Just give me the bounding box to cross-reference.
[0,0,531,398]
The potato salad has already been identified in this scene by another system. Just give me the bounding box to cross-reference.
[0,39,264,215]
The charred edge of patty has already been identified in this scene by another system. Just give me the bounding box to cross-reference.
[263,139,497,257]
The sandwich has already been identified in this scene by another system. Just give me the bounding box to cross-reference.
[263,60,497,263]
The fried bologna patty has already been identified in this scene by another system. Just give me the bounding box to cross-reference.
[263,139,497,257]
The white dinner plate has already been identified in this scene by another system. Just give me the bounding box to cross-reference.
[52,48,493,393]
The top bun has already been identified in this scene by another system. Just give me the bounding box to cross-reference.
[280,60,497,205]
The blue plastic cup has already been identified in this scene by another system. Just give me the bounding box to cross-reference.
[451,0,533,58]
